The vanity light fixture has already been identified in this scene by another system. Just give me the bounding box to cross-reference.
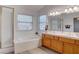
[49,12,61,16]
[49,6,79,16]
[49,12,56,16]
[49,12,53,16]
[73,6,79,11]
[69,8,73,13]
[55,12,59,15]
[64,8,73,13]
[52,12,56,16]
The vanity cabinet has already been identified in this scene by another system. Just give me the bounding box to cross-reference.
[74,45,79,54]
[74,40,79,54]
[60,38,75,44]
[61,38,75,54]
[63,43,75,54]
[42,34,51,48]
[51,37,63,53]
[42,34,79,54]
[75,40,79,45]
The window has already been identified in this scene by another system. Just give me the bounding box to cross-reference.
[39,15,47,31]
[17,15,32,30]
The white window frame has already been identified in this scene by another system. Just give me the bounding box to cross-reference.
[17,15,33,31]
[39,15,47,31]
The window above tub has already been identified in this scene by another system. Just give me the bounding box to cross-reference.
[17,15,33,31]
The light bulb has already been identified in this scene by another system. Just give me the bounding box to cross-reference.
[65,9,68,13]
[73,7,79,11]
[49,13,53,16]
[69,8,73,12]
[56,12,58,14]
[52,12,56,16]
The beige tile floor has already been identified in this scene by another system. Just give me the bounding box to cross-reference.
[20,47,57,54]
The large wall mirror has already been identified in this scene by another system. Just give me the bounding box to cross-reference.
[50,12,79,32]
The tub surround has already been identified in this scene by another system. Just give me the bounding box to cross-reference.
[14,35,41,53]
[42,31,79,54]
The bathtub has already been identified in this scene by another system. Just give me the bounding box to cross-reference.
[14,35,41,53]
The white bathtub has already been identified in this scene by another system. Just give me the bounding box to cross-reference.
[14,36,41,53]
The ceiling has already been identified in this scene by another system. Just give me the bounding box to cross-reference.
[39,5,76,12]
[4,5,78,13]
[5,5,45,12]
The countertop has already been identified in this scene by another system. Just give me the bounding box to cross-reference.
[43,31,79,40]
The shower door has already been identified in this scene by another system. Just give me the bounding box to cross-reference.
[1,7,14,49]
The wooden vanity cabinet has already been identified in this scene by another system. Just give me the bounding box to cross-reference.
[51,37,63,53]
[75,40,79,45]
[63,43,75,54]
[42,34,51,48]
[42,34,79,54]
[62,38,75,54]
[74,45,79,54]
[60,37,75,44]
[74,40,79,54]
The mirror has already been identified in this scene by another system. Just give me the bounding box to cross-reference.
[50,12,79,32]
[74,17,79,32]
[50,15,63,31]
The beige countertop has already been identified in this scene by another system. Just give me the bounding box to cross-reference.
[43,31,79,40]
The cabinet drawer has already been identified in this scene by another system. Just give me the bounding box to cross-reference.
[51,39,63,53]
[60,38,75,44]
[45,34,51,38]
[50,36,54,39]
[51,36,59,40]
[42,39,51,48]
[75,40,79,45]
[54,36,59,40]
[63,43,74,54]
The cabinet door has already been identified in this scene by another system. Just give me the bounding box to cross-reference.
[75,40,79,45]
[51,39,57,50]
[74,40,79,54]
[60,38,75,44]
[63,43,74,54]
[56,41,63,53]
[42,36,51,48]
[74,45,79,54]
[51,39,63,53]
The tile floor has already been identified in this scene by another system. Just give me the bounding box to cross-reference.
[19,47,57,54]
